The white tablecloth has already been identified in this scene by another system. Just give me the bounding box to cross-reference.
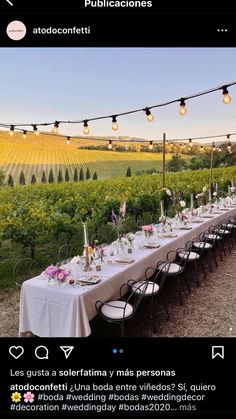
[19,208,236,337]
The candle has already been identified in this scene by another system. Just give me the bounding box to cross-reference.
[190,193,194,209]
[82,222,89,246]
[215,183,218,192]
[231,180,234,187]
[208,188,212,202]
[160,201,165,218]
[228,185,231,194]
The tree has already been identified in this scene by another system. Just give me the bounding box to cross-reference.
[8,174,14,187]
[19,171,26,185]
[74,168,79,182]
[48,169,55,183]
[126,167,132,177]
[65,168,70,182]
[58,170,63,183]
[79,168,84,181]
[86,167,91,180]
[31,174,36,184]
[41,171,47,183]
[0,169,5,186]
[93,172,98,180]
[167,155,187,172]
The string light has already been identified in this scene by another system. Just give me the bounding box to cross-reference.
[200,145,204,152]
[52,121,59,134]
[66,136,71,145]
[108,140,112,150]
[1,81,236,137]
[189,139,193,148]
[149,141,153,150]
[9,125,15,136]
[222,86,232,104]
[33,125,39,136]
[179,98,187,116]
[213,142,216,152]
[23,130,27,139]
[226,134,231,143]
[145,107,154,122]
[83,120,90,135]
[111,116,119,131]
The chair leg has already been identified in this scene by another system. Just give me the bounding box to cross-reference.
[120,322,125,337]
[177,275,183,306]
[213,251,218,268]
[195,261,199,287]
[163,298,170,320]
[200,259,206,279]
[208,251,213,272]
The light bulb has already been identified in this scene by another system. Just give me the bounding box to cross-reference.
[145,108,154,122]
[52,121,59,134]
[23,130,27,139]
[112,116,118,131]
[33,125,39,135]
[189,139,193,148]
[149,141,153,150]
[83,121,89,135]
[108,140,112,150]
[179,100,187,116]
[67,137,71,145]
[9,125,14,136]
[222,87,232,104]
[213,143,216,152]
[200,146,204,152]
[112,122,118,130]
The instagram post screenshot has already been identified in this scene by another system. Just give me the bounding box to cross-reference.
[0,1,236,417]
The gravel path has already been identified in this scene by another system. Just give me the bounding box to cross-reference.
[0,247,236,337]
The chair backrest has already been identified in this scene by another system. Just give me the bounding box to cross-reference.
[120,280,148,317]
[57,244,75,262]
[13,258,40,287]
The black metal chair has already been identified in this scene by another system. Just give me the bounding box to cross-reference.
[95,279,148,337]
[57,244,76,263]
[177,240,206,287]
[156,250,190,306]
[13,258,41,287]
[127,265,169,333]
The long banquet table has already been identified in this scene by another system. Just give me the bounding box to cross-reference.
[19,208,236,337]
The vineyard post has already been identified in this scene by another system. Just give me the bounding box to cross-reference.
[162,132,166,188]
[209,142,214,190]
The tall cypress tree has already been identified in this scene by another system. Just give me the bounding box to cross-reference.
[19,171,26,185]
[74,168,79,182]
[58,170,63,183]
[79,168,84,181]
[126,166,132,177]
[48,169,55,183]
[86,167,91,180]
[41,171,47,183]
[31,174,36,184]
[8,174,14,187]
[65,168,70,182]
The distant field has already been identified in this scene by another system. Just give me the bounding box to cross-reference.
[0,131,187,184]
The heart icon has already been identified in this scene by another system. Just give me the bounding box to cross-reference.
[9,346,24,359]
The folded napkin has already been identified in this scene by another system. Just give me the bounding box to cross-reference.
[114,257,135,264]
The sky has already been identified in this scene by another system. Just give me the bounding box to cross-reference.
[0,48,236,142]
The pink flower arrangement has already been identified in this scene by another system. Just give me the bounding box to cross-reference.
[43,265,70,283]
[142,225,153,236]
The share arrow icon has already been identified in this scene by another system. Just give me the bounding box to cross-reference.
[60,346,74,359]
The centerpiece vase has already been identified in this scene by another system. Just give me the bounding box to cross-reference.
[116,236,126,256]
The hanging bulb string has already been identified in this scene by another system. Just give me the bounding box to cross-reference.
[0,80,235,131]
